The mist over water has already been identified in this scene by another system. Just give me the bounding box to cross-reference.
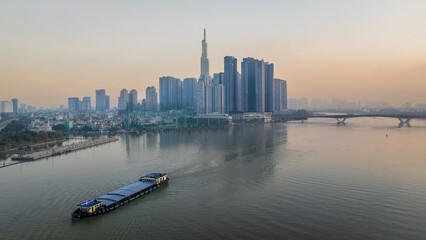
[1,118,426,240]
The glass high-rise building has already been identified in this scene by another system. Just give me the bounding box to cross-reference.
[200,29,210,80]
[81,97,91,112]
[213,83,224,113]
[213,73,224,85]
[145,86,158,112]
[264,63,274,112]
[105,95,110,111]
[224,56,241,113]
[68,97,80,113]
[96,89,106,111]
[129,89,138,111]
[183,78,197,109]
[196,79,205,112]
[241,57,265,112]
[11,99,18,114]
[206,73,225,114]
[0,101,13,113]
[273,79,287,111]
[159,76,182,111]
[205,84,214,113]
[118,89,129,114]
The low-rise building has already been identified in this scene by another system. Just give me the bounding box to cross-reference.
[28,119,52,132]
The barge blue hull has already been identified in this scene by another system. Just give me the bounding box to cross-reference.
[72,173,168,219]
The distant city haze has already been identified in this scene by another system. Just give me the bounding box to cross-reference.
[1,0,425,107]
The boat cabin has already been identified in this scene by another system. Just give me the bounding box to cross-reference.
[139,173,167,184]
[77,200,103,213]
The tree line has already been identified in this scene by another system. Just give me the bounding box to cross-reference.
[0,121,63,151]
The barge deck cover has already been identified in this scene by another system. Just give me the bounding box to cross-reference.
[96,181,156,208]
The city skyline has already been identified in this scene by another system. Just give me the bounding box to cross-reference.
[1,1,426,107]
[2,2,426,239]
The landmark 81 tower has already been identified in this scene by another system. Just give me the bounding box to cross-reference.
[200,28,210,80]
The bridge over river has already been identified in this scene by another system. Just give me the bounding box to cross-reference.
[273,113,426,127]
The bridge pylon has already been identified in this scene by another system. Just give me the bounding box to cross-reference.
[336,117,347,125]
[398,118,412,127]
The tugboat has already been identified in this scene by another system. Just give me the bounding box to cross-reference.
[71,173,168,219]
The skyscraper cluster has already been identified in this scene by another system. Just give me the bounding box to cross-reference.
[96,89,110,112]
[117,89,138,114]
[159,29,287,114]
[64,30,285,115]
[67,96,92,113]
[66,89,111,113]
[66,87,159,114]
[0,98,23,114]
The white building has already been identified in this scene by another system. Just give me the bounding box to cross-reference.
[28,119,52,132]
[0,101,13,113]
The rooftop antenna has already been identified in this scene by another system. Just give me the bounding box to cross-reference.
[204,28,206,41]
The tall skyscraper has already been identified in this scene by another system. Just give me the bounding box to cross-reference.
[241,57,265,112]
[11,99,18,114]
[105,95,110,111]
[183,78,197,108]
[141,99,147,112]
[159,76,182,111]
[19,103,26,113]
[81,97,91,112]
[205,84,214,113]
[213,73,224,85]
[68,97,80,113]
[196,79,205,112]
[200,29,210,80]
[129,89,138,111]
[214,84,225,113]
[236,72,242,111]
[0,101,13,113]
[145,86,158,112]
[118,89,129,114]
[273,79,287,112]
[197,29,212,113]
[96,89,106,111]
[264,63,274,112]
[281,80,287,110]
[207,73,225,113]
[224,56,241,113]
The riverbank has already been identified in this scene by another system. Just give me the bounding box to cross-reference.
[0,130,64,151]
[114,120,270,135]
[11,137,119,161]
[0,138,66,154]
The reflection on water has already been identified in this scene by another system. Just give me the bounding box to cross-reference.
[0,119,426,240]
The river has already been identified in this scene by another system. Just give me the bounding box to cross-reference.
[1,118,426,239]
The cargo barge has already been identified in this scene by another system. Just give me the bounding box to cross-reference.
[71,173,168,219]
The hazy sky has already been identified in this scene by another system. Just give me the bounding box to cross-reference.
[1,0,425,107]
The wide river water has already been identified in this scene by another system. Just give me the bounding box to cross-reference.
[1,118,426,239]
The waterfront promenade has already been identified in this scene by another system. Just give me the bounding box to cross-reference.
[11,137,118,161]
